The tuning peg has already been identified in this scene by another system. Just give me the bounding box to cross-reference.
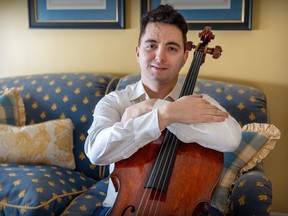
[212,46,223,59]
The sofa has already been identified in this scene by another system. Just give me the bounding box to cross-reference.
[0,72,280,216]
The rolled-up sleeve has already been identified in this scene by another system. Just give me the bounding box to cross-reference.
[85,92,162,165]
[153,95,242,152]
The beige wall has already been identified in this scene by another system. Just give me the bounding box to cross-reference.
[0,0,287,213]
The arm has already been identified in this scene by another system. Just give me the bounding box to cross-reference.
[85,91,241,166]
[84,91,162,165]
[155,94,242,152]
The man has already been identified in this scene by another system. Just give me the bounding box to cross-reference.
[85,4,242,215]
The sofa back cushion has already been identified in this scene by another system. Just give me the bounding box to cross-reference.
[116,74,268,126]
[0,73,119,180]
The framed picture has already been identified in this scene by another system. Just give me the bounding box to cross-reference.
[141,0,253,30]
[28,0,125,29]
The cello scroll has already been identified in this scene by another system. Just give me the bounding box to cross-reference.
[187,26,223,63]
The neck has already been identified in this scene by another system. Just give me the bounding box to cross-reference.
[142,80,176,99]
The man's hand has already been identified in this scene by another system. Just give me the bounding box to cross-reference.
[121,99,158,122]
[158,95,228,130]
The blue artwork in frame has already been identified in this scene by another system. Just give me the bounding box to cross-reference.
[28,0,125,29]
[141,0,252,30]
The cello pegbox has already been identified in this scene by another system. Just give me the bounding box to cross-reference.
[205,45,223,59]
[199,26,215,44]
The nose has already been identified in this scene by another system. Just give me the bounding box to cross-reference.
[155,47,166,63]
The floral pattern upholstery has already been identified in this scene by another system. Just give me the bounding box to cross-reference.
[0,73,118,180]
[0,73,118,215]
[229,170,272,216]
[0,73,273,216]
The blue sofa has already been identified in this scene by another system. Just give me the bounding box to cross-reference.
[0,73,275,216]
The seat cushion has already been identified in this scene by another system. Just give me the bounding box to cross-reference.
[0,163,97,216]
[61,176,109,216]
[229,170,272,216]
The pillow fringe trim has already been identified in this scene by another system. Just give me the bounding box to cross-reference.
[240,123,280,173]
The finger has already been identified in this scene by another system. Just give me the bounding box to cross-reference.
[206,109,229,119]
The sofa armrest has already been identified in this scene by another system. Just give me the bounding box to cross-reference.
[229,167,272,216]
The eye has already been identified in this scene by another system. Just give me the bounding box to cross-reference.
[146,44,157,50]
[168,46,178,52]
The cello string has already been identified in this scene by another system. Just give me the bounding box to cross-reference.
[148,52,204,215]
[141,133,177,215]
[148,133,177,214]
[152,52,203,192]
[181,51,203,97]
[151,51,204,214]
[154,51,203,185]
[140,51,204,215]
[137,51,204,215]
[137,133,171,215]
[153,134,179,215]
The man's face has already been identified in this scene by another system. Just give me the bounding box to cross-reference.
[136,22,189,87]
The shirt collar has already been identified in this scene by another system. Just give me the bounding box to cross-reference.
[167,82,182,101]
[130,81,147,102]
[130,80,182,103]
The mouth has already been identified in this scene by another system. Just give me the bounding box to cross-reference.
[150,65,168,71]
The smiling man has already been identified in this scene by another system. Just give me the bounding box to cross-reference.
[85,4,241,215]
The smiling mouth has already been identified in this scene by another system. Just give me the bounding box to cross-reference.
[151,65,168,71]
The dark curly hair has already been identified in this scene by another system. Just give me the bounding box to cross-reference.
[138,4,188,51]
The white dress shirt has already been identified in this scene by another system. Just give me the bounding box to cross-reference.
[84,80,242,207]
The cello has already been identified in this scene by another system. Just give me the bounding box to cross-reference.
[110,26,223,216]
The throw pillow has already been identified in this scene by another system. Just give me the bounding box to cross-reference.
[212,123,280,214]
[0,88,25,126]
[0,118,76,170]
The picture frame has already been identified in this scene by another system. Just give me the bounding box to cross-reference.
[28,0,125,29]
[141,0,253,30]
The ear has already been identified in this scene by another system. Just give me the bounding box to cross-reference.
[136,46,140,62]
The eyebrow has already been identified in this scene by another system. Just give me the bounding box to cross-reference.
[144,39,181,48]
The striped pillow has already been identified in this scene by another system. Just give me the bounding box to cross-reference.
[212,123,280,214]
[0,88,25,126]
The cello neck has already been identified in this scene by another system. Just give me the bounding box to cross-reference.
[180,51,205,97]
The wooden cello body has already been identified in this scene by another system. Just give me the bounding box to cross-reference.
[110,27,223,216]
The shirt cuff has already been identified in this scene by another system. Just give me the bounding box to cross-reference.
[132,109,162,146]
[153,99,170,109]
